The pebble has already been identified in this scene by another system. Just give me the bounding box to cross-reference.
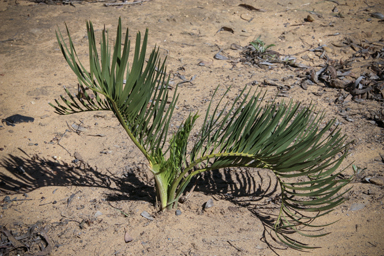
[4,114,34,126]
[214,53,228,60]
[344,116,354,122]
[204,199,214,209]
[371,12,384,19]
[175,209,182,216]
[228,206,240,212]
[94,211,103,218]
[322,46,333,53]
[124,231,134,243]
[349,203,365,211]
[306,14,315,22]
[140,211,154,221]
[3,196,11,203]
[369,177,384,186]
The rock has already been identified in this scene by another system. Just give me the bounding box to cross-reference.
[204,199,214,209]
[322,46,333,53]
[228,206,240,212]
[140,211,154,221]
[371,12,384,20]
[349,203,365,211]
[175,209,182,216]
[306,14,315,22]
[94,211,103,218]
[330,79,346,89]
[74,152,84,162]
[370,177,384,186]
[124,231,134,243]
[3,114,34,126]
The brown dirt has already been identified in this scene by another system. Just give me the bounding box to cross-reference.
[1,0,384,255]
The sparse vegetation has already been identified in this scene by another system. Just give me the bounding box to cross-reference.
[250,36,276,54]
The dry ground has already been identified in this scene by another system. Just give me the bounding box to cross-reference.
[1,0,384,255]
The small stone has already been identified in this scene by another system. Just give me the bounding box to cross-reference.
[369,177,384,186]
[306,14,315,22]
[204,199,214,209]
[349,203,365,211]
[140,211,154,221]
[4,114,34,125]
[3,196,11,203]
[371,12,384,19]
[74,152,84,162]
[323,46,333,53]
[344,116,354,122]
[94,211,103,218]
[124,231,134,243]
[28,143,34,146]
[175,209,182,216]
[228,206,240,212]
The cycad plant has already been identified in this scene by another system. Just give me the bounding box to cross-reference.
[51,18,352,250]
[250,36,275,54]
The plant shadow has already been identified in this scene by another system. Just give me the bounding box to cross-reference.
[1,150,285,252]
[0,149,155,202]
[192,168,287,253]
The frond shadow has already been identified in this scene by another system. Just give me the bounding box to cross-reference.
[191,167,288,252]
[0,150,155,203]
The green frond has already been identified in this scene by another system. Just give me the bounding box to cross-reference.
[51,18,178,163]
[49,84,111,114]
[170,85,351,250]
[163,113,199,184]
[52,18,352,252]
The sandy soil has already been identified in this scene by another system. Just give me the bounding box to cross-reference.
[1,0,384,255]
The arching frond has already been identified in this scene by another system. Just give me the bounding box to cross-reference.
[51,18,352,251]
[168,87,351,250]
[51,18,178,162]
